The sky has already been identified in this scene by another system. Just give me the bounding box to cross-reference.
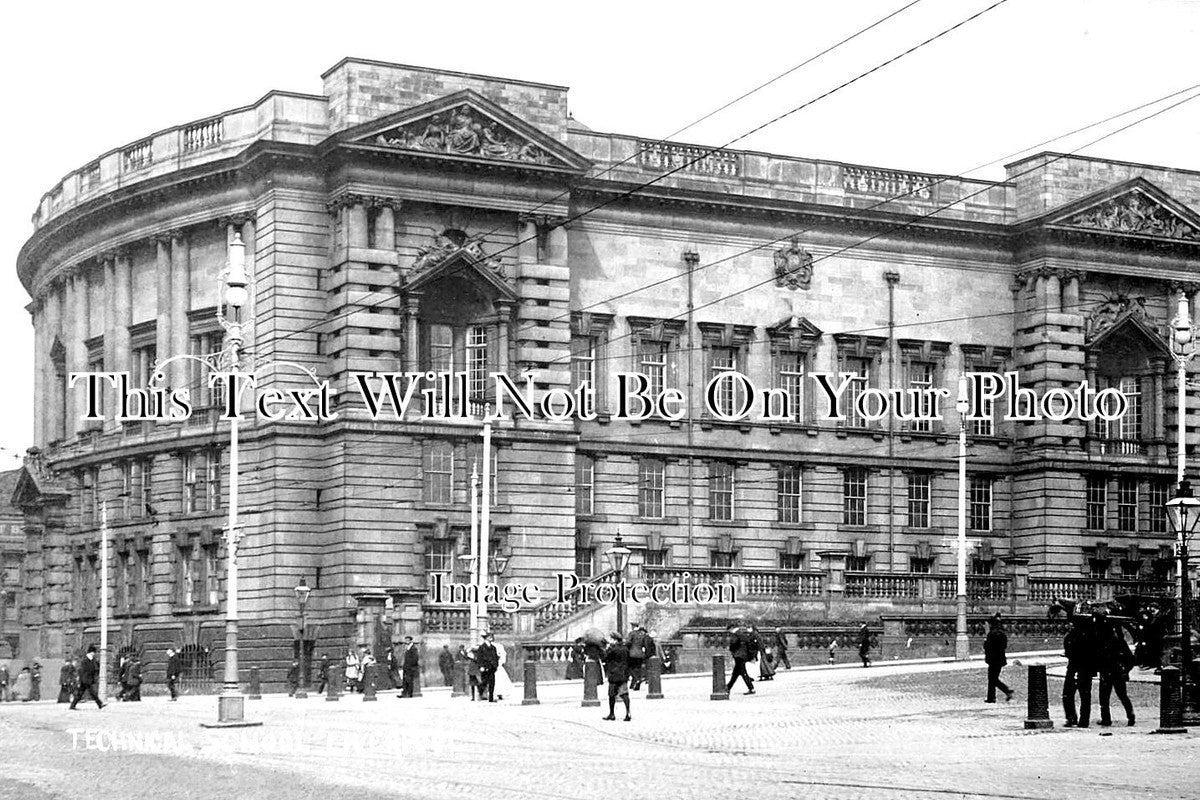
[1,0,1197,466]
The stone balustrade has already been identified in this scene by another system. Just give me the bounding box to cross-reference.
[642,566,823,598]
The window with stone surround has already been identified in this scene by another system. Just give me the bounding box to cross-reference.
[638,457,666,519]
[961,345,1012,438]
[575,546,595,579]
[709,461,735,521]
[1086,475,1107,530]
[779,553,805,571]
[908,473,931,529]
[188,311,226,411]
[86,337,105,419]
[766,316,821,423]
[123,458,153,519]
[128,320,158,392]
[968,476,992,531]
[575,454,594,516]
[699,323,755,419]
[1117,477,1138,532]
[80,467,100,527]
[464,443,499,507]
[1149,480,1169,533]
[842,467,868,526]
[174,538,219,609]
[898,340,950,433]
[628,317,684,404]
[181,449,221,514]
[709,549,738,569]
[425,538,456,588]
[777,465,802,524]
[423,441,454,505]
[834,334,887,429]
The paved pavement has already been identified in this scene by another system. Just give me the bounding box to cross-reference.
[1,656,1196,800]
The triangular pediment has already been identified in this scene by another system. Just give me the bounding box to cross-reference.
[10,462,69,508]
[765,315,823,347]
[1040,178,1200,243]
[1085,298,1171,357]
[406,236,517,300]
[330,90,590,173]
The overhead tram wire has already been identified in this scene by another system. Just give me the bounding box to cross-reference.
[248,0,1010,356]
[217,86,1200,490]
[549,86,1200,373]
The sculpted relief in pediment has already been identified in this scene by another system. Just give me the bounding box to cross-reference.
[374,105,556,165]
[1064,191,1199,241]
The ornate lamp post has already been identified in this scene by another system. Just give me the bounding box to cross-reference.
[294,577,311,699]
[605,534,632,635]
[1165,479,1199,717]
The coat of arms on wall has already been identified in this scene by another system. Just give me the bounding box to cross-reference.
[774,237,813,290]
[375,105,553,165]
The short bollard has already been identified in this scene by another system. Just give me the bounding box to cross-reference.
[646,655,664,700]
[1156,666,1188,734]
[1023,664,1052,730]
[522,660,540,706]
[711,655,729,701]
[582,660,602,707]
[326,666,340,702]
[248,667,262,700]
[363,664,377,702]
[451,661,467,698]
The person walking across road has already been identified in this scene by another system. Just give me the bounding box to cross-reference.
[725,624,756,695]
[127,654,143,701]
[602,632,632,722]
[984,613,1014,703]
[1097,611,1136,727]
[1063,614,1098,727]
[438,645,455,687]
[773,628,792,670]
[626,624,650,690]
[858,624,873,668]
[400,637,420,697]
[475,633,499,702]
[166,648,181,700]
[69,645,104,710]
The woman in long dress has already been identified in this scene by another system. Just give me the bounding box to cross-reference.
[492,643,515,701]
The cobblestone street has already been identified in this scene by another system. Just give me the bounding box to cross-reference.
[2,657,1196,800]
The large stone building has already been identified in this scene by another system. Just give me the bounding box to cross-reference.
[10,58,1200,682]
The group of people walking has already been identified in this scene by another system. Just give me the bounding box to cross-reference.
[1061,607,1137,727]
[0,660,41,702]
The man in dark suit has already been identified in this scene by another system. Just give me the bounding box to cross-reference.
[984,613,1014,703]
[725,624,756,695]
[773,628,792,670]
[401,637,420,697]
[127,654,143,702]
[1063,615,1099,727]
[602,632,632,721]
[70,645,104,710]
[475,632,499,702]
[1097,611,1136,727]
[166,648,181,700]
[626,624,650,690]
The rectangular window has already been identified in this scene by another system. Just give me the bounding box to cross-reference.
[968,476,992,531]
[423,442,454,505]
[467,325,488,401]
[118,552,132,613]
[190,330,225,410]
[908,473,931,528]
[124,459,153,519]
[80,468,99,526]
[847,555,870,572]
[910,557,934,574]
[571,335,597,392]
[575,455,594,516]
[638,341,669,399]
[205,450,221,511]
[843,467,867,526]
[776,350,806,421]
[1149,481,1169,533]
[710,550,737,569]
[87,350,106,417]
[777,465,802,524]
[778,553,804,570]
[428,324,454,373]
[1117,477,1138,533]
[203,545,219,605]
[135,550,150,609]
[181,452,217,513]
[709,462,735,521]
[843,357,871,428]
[425,538,456,586]
[969,368,997,437]
[465,444,500,507]
[574,547,595,579]
[709,346,740,418]
[643,548,667,567]
[176,545,196,608]
[908,361,935,432]
[638,458,665,519]
[971,558,995,576]
[1086,476,1107,530]
[1118,377,1142,440]
[129,342,158,392]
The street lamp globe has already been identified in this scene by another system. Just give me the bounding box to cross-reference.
[225,233,249,310]
[294,577,311,610]
[606,534,632,574]
[1166,480,1200,540]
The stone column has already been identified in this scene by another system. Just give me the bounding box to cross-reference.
[347,200,369,249]
[1044,271,1062,313]
[374,202,395,251]
[103,254,117,378]
[114,252,132,374]
[46,281,65,443]
[518,217,539,264]
[30,295,46,446]
[155,236,172,387]
[495,300,513,379]
[1152,358,1167,442]
[170,231,191,393]
[404,295,421,371]
[1061,271,1081,312]
[71,270,90,432]
[546,221,568,267]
